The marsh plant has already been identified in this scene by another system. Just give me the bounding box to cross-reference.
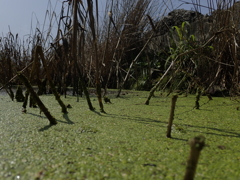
[0,0,240,178]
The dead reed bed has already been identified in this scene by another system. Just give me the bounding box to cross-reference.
[0,0,240,103]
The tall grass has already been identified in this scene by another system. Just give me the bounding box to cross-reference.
[0,0,240,99]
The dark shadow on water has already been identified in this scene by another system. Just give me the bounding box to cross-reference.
[63,113,74,124]
[86,108,104,116]
[28,112,75,125]
[198,109,213,111]
[27,112,47,119]
[38,117,74,131]
[170,137,188,142]
[39,124,53,132]
[105,113,240,139]
[104,113,167,127]
[93,110,103,116]
[178,123,240,138]
[37,113,75,131]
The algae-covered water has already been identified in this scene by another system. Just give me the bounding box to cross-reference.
[0,91,239,179]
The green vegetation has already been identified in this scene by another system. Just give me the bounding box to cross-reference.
[0,91,239,179]
[0,1,240,179]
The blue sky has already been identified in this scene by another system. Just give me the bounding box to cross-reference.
[0,0,63,38]
[0,0,213,39]
[0,0,108,39]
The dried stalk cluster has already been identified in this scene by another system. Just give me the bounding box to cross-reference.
[0,0,239,103]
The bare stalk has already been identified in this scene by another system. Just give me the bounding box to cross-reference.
[18,73,57,125]
[166,95,178,138]
[36,46,67,113]
[72,0,95,111]
[184,136,205,180]
[87,0,105,113]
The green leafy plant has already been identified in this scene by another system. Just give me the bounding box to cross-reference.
[165,21,196,68]
[163,21,201,93]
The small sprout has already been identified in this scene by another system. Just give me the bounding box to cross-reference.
[104,96,112,104]
[207,94,213,100]
[143,163,157,167]
[67,104,72,108]
[35,170,45,180]
[22,108,27,113]
[15,86,25,102]
[217,145,226,150]
[32,104,38,108]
